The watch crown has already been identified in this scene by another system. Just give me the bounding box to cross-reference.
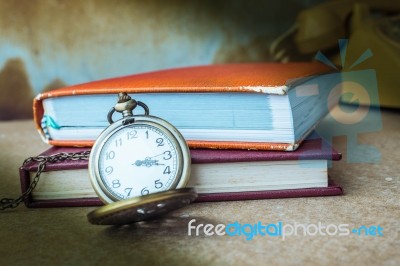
[107,92,150,124]
[114,92,137,116]
[117,92,132,103]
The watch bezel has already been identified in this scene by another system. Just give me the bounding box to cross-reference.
[88,115,191,204]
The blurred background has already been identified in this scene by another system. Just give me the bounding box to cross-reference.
[0,0,399,120]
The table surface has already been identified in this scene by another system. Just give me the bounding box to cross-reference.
[0,109,399,266]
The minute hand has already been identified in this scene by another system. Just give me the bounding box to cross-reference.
[150,151,172,160]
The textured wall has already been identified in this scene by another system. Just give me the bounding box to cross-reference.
[0,0,324,119]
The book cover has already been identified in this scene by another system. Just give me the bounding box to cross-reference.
[33,63,337,151]
[20,138,343,208]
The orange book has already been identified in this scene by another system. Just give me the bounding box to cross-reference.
[33,63,338,150]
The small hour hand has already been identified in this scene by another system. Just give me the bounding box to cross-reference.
[134,157,165,167]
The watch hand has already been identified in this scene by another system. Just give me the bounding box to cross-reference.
[132,151,168,166]
[133,157,165,167]
[148,152,164,159]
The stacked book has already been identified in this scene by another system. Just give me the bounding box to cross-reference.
[22,63,343,207]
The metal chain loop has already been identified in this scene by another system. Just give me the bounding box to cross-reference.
[0,151,90,211]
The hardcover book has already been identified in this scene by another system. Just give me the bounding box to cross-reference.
[33,63,340,151]
[20,138,343,207]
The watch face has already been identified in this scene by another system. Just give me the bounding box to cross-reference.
[91,117,189,202]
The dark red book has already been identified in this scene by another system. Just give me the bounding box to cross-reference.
[20,138,343,208]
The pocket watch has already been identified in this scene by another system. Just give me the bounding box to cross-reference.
[87,92,196,225]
